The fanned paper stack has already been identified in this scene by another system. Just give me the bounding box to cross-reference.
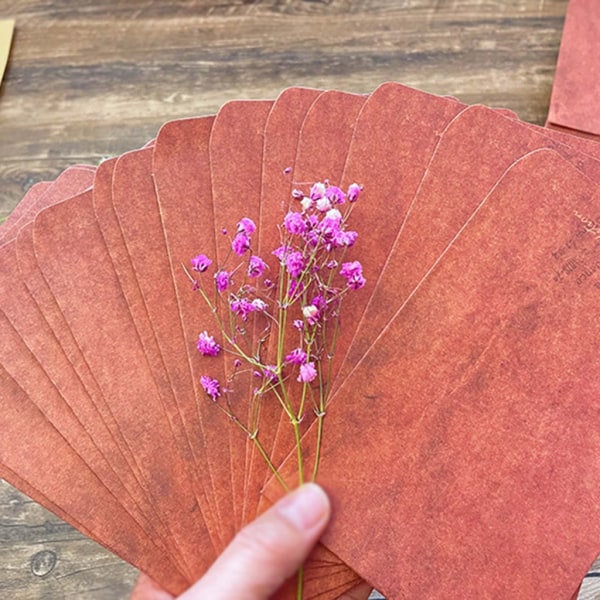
[3,81,600,599]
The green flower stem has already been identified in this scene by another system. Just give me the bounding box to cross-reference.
[311,412,325,482]
[251,433,289,492]
[296,565,304,600]
[213,401,289,491]
[292,415,304,486]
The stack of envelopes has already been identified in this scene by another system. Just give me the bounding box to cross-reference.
[2,82,600,599]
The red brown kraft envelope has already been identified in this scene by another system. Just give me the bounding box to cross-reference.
[337,102,600,390]
[0,238,173,562]
[152,115,235,554]
[15,219,157,509]
[547,0,600,138]
[4,175,172,554]
[209,99,273,534]
[110,147,221,553]
[31,190,209,583]
[263,90,369,596]
[273,150,600,599]
[267,82,465,494]
[0,365,189,593]
[93,152,220,562]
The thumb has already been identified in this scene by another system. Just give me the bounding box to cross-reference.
[179,483,331,600]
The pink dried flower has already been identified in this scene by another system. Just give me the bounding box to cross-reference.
[292,188,304,199]
[310,182,326,200]
[273,244,291,262]
[326,185,346,205]
[325,208,342,222]
[312,294,326,312]
[285,251,305,278]
[297,362,317,383]
[316,197,332,212]
[200,375,221,400]
[284,211,307,235]
[197,331,221,356]
[191,254,212,272]
[230,297,254,321]
[319,214,342,239]
[232,233,251,256]
[340,261,363,278]
[288,279,304,299]
[348,273,366,290]
[300,196,313,211]
[283,166,292,174]
[347,183,361,202]
[237,217,256,235]
[340,260,366,290]
[302,304,320,326]
[215,270,231,292]
[286,348,307,365]
[251,298,267,312]
[248,256,266,278]
[335,230,358,248]
[263,365,278,382]
[293,319,304,331]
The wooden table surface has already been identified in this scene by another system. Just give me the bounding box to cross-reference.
[1,0,599,598]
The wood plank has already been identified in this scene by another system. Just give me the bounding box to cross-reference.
[0,479,138,599]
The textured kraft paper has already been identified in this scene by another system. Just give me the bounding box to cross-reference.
[0,309,180,570]
[336,102,600,392]
[0,172,164,554]
[153,108,355,599]
[14,217,185,573]
[93,149,219,568]
[252,87,325,522]
[110,147,221,553]
[209,99,273,534]
[21,168,159,498]
[273,150,600,599]
[250,88,364,599]
[547,0,600,137]
[109,148,219,556]
[16,190,176,567]
[20,169,174,552]
[152,115,234,554]
[0,364,188,593]
[31,190,208,584]
[0,237,170,558]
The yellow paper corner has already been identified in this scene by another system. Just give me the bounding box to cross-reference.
[0,19,15,87]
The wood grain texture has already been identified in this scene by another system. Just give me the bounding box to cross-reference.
[2,1,599,598]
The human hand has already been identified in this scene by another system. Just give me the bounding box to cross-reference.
[130,483,371,600]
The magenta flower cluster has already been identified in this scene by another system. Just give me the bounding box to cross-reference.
[190,181,365,407]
